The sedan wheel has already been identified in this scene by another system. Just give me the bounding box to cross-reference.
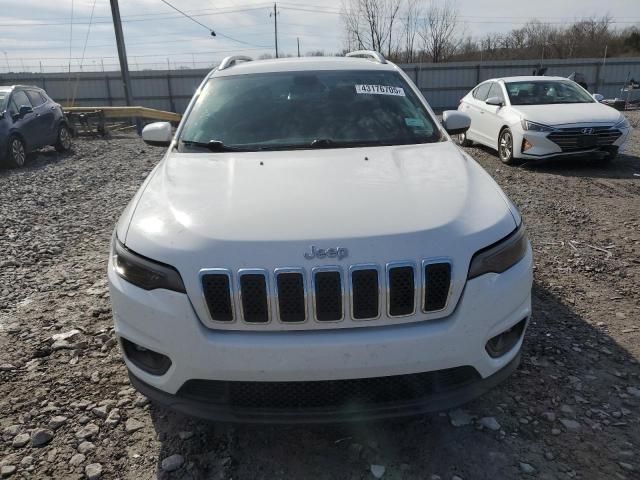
[498,129,515,165]
[8,136,26,168]
[456,131,472,147]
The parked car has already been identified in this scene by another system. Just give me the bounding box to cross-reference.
[108,52,533,422]
[457,76,632,165]
[0,85,72,168]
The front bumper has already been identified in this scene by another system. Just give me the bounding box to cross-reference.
[128,352,521,423]
[108,246,533,421]
[513,127,631,159]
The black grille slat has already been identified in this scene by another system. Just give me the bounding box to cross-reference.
[352,269,379,319]
[277,273,306,322]
[424,263,451,312]
[388,266,415,316]
[314,271,342,321]
[178,366,480,409]
[202,274,233,322]
[240,274,269,323]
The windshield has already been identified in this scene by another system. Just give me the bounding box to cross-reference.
[179,70,441,151]
[505,80,594,106]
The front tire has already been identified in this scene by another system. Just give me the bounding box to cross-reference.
[5,135,26,168]
[54,124,72,153]
[455,131,473,147]
[498,128,516,165]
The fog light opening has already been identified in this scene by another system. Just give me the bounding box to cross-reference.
[121,337,172,375]
[486,318,527,358]
[522,139,533,152]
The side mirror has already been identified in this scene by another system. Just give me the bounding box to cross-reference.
[442,110,471,136]
[19,105,33,117]
[142,122,172,147]
[592,93,604,102]
[485,96,503,107]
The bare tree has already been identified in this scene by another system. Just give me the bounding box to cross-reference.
[341,0,402,57]
[419,1,461,63]
[401,0,421,62]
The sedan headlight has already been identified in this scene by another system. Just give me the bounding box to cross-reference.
[112,238,186,292]
[613,116,631,130]
[468,224,529,279]
[521,119,555,132]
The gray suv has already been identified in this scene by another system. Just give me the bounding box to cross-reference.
[0,85,71,168]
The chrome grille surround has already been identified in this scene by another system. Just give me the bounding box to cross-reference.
[199,258,454,330]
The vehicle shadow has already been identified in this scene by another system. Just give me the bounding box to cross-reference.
[467,144,640,181]
[147,282,639,480]
[0,147,75,174]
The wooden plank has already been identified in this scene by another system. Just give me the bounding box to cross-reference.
[63,106,182,122]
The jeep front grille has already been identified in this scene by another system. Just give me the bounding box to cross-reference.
[200,260,452,328]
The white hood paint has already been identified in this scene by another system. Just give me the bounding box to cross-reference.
[122,142,517,326]
[512,102,622,127]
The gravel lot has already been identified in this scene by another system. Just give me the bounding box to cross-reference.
[1,112,639,480]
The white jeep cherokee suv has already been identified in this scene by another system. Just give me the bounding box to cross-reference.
[108,52,533,422]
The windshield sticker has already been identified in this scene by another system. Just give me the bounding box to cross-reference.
[405,117,425,127]
[355,84,405,96]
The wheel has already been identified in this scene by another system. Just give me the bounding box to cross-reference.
[455,131,472,147]
[5,135,26,168]
[498,128,516,165]
[54,124,72,152]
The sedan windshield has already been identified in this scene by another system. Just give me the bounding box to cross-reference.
[179,70,441,151]
[505,80,594,105]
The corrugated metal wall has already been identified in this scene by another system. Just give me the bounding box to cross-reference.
[1,57,638,113]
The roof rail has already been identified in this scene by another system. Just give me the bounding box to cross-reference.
[345,50,387,64]
[218,55,253,71]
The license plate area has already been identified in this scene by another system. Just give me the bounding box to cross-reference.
[577,135,597,148]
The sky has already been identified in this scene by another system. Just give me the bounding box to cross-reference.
[0,0,639,73]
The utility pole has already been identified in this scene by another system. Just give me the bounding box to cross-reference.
[297,37,300,57]
[109,0,139,133]
[270,3,279,58]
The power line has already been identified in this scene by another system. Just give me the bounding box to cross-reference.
[158,0,217,36]
[0,5,273,27]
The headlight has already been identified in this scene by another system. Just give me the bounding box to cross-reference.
[521,119,555,132]
[468,224,529,279]
[613,116,630,130]
[112,238,186,292]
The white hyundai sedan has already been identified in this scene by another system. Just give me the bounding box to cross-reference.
[458,76,632,165]
[108,52,533,422]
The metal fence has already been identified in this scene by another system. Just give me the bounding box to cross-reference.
[1,57,638,113]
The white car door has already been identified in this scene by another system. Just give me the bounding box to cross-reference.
[476,82,507,148]
[461,82,492,145]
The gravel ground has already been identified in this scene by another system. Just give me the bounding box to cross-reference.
[1,112,639,480]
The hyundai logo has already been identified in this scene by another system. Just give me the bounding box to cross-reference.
[581,127,594,134]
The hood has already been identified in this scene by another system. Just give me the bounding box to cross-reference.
[512,102,621,127]
[123,142,516,252]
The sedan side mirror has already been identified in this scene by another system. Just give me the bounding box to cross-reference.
[485,96,503,107]
[142,122,173,147]
[442,110,471,135]
[19,105,33,117]
[592,93,604,102]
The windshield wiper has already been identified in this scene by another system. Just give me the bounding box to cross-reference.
[180,140,246,152]
[308,138,394,149]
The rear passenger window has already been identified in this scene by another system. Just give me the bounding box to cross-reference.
[473,83,491,101]
[26,90,46,107]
